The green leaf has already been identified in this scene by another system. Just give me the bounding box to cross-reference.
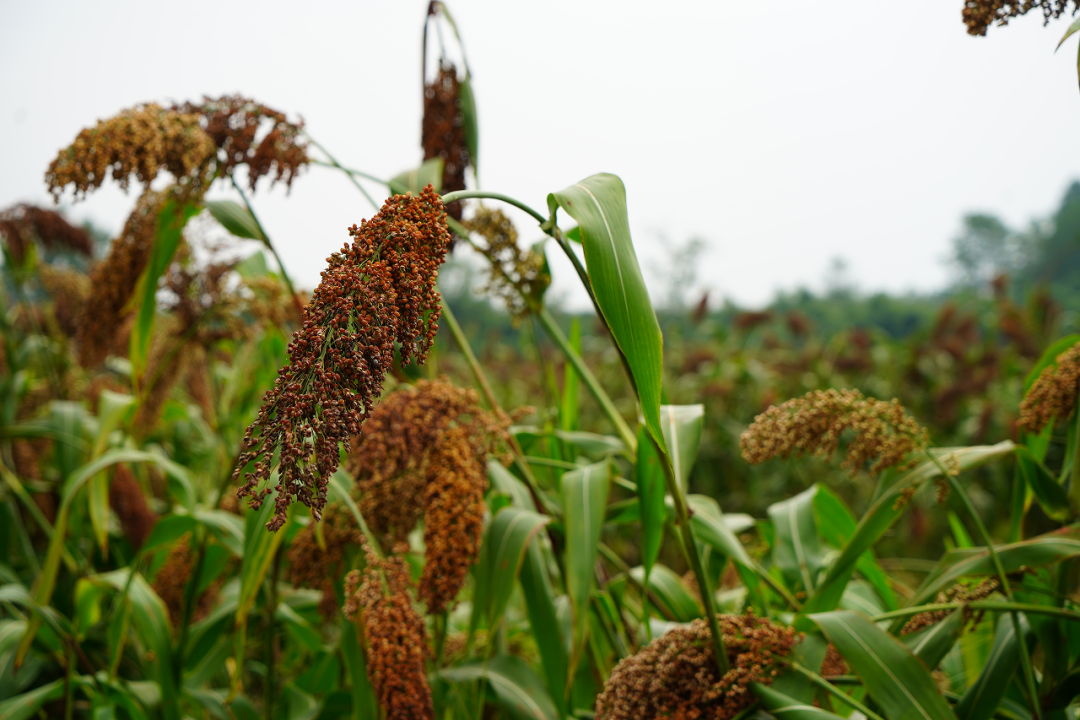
[802,442,1015,619]
[0,680,65,720]
[206,200,266,242]
[1057,16,1080,49]
[814,485,897,611]
[812,610,956,720]
[237,488,291,624]
[388,158,444,196]
[659,405,704,494]
[1015,445,1072,522]
[442,656,560,720]
[340,618,377,720]
[902,610,965,671]
[193,510,245,557]
[955,615,1031,720]
[282,682,320,720]
[470,506,550,638]
[519,542,569,716]
[130,200,199,381]
[753,682,847,719]
[635,424,665,580]
[561,460,610,676]
[49,401,87,481]
[488,460,535,510]
[769,486,825,595]
[905,523,1080,614]
[629,564,702,622]
[549,174,666,454]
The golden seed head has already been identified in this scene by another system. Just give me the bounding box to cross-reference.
[1019,342,1080,434]
[740,388,929,476]
[463,206,550,323]
[962,1,1079,37]
[595,613,799,720]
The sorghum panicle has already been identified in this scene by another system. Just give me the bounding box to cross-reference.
[595,614,799,720]
[463,206,550,323]
[0,204,94,264]
[75,189,167,367]
[235,187,450,531]
[38,265,90,338]
[108,464,157,551]
[171,95,308,192]
[344,545,435,720]
[348,378,507,612]
[422,65,470,222]
[1018,341,1080,433]
[285,506,363,617]
[46,104,216,201]
[740,388,929,475]
[963,1,1079,36]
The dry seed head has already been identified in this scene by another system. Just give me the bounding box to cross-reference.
[348,378,508,612]
[963,1,1079,36]
[346,544,435,720]
[422,64,470,222]
[75,189,167,367]
[234,187,450,531]
[1019,342,1080,433]
[38,264,91,338]
[463,206,550,323]
[46,104,216,201]
[595,613,799,720]
[0,204,93,264]
[152,536,195,629]
[133,318,190,434]
[740,388,929,475]
[171,95,308,193]
[902,578,1000,634]
[285,505,363,617]
[109,464,157,551]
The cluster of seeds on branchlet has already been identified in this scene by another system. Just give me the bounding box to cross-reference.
[75,189,168,367]
[902,578,1001,635]
[740,389,929,476]
[286,505,363,617]
[963,1,1079,36]
[595,613,799,720]
[108,464,157,551]
[171,95,308,192]
[343,543,435,720]
[463,206,550,323]
[38,265,90,338]
[46,104,216,201]
[152,535,222,631]
[0,204,94,264]
[347,378,509,613]
[1019,341,1080,433]
[423,64,470,222]
[235,187,450,531]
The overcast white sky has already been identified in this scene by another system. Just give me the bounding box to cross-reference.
[2,1,1079,309]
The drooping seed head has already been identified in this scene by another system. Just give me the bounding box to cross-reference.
[740,388,929,475]
[422,64,470,222]
[962,1,1079,37]
[0,204,94,264]
[463,206,550,323]
[1019,342,1080,434]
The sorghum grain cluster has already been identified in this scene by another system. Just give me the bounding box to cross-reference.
[741,389,929,475]
[348,378,508,613]
[595,614,799,720]
[963,1,1079,36]
[0,204,94,264]
[1019,341,1080,433]
[235,187,450,531]
[463,206,550,323]
[343,544,434,720]
[422,65,470,221]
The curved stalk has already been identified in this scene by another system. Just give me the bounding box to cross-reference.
[535,308,636,453]
[229,178,305,319]
[927,451,1041,718]
[777,662,886,720]
[874,600,1080,623]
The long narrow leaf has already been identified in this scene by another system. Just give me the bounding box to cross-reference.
[442,655,560,720]
[955,614,1030,720]
[561,460,610,679]
[769,486,825,595]
[812,610,956,720]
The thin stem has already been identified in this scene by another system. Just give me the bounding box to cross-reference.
[304,148,380,212]
[309,159,391,189]
[440,190,546,223]
[229,177,305,319]
[598,542,679,623]
[536,308,636,453]
[776,663,886,720]
[439,297,557,517]
[928,450,1041,719]
[654,432,729,674]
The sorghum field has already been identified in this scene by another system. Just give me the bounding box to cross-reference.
[3,3,1080,719]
